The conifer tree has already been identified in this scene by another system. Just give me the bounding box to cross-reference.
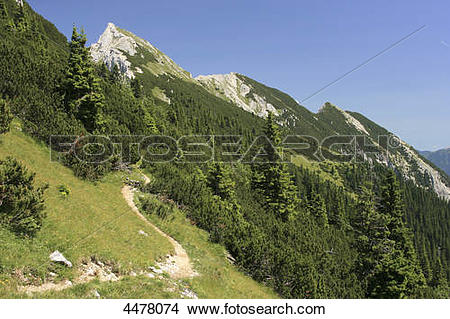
[64,26,105,132]
[430,258,448,298]
[207,162,236,202]
[369,170,425,298]
[131,78,144,98]
[0,97,13,134]
[352,183,391,292]
[308,193,328,227]
[14,2,28,31]
[252,112,298,221]
[0,157,48,236]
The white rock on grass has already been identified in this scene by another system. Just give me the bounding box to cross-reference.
[149,266,163,274]
[138,230,148,237]
[181,288,198,299]
[49,251,73,268]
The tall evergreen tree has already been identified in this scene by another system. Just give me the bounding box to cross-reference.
[369,171,426,298]
[0,97,13,134]
[64,26,105,132]
[430,258,448,298]
[131,77,144,98]
[252,112,298,221]
[352,182,391,293]
[207,162,236,202]
[308,193,328,227]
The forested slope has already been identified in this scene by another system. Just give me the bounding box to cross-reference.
[0,0,448,299]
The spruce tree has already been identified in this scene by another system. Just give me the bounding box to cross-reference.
[0,97,13,134]
[131,78,144,98]
[308,193,328,227]
[352,182,391,293]
[207,162,236,202]
[0,157,48,236]
[430,258,449,298]
[369,170,426,298]
[64,26,105,132]
[252,112,298,221]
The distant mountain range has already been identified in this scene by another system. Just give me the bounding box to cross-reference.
[420,148,450,176]
[90,22,450,200]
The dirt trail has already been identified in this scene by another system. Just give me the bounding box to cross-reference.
[20,174,197,295]
[121,174,197,279]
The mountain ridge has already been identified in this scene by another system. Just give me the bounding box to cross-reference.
[90,22,191,80]
[89,22,450,200]
[420,148,450,176]
[1,0,449,299]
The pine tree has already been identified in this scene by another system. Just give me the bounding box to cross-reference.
[369,170,426,298]
[430,258,449,298]
[0,97,13,134]
[352,183,391,293]
[207,162,236,201]
[64,26,105,132]
[110,63,123,84]
[252,112,299,221]
[0,157,48,236]
[131,77,144,98]
[13,2,28,31]
[308,193,328,227]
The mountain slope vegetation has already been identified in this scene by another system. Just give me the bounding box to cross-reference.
[0,0,448,299]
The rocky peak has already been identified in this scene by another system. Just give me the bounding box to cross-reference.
[90,23,191,80]
[319,102,369,135]
[90,22,138,79]
[195,72,279,118]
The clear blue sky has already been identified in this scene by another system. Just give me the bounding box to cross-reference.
[28,0,449,151]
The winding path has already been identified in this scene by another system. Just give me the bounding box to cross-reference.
[121,174,197,279]
[21,174,197,295]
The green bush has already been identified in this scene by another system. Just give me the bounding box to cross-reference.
[57,184,71,198]
[0,157,48,236]
[0,97,13,134]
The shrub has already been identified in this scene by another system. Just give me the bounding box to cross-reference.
[0,98,13,134]
[0,157,48,236]
[139,195,174,220]
[58,184,71,198]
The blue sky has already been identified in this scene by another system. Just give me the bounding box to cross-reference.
[28,0,449,151]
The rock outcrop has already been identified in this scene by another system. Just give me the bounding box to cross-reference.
[49,251,73,268]
[90,23,191,80]
[196,72,279,118]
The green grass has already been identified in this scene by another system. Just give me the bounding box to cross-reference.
[0,123,277,298]
[136,189,278,299]
[0,124,173,296]
[292,155,345,188]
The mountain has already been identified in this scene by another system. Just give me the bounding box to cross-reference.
[318,103,450,200]
[421,148,450,176]
[197,76,450,199]
[90,23,450,201]
[90,22,191,81]
[1,1,449,299]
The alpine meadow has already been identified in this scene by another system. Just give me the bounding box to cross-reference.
[0,0,449,305]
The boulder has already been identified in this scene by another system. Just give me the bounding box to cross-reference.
[49,250,73,268]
